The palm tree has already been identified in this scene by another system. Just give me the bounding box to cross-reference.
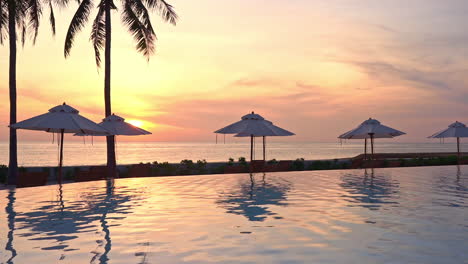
[64,0,177,178]
[1,0,62,185]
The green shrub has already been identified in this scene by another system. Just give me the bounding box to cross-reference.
[180,159,194,168]
[292,158,305,171]
[196,160,207,174]
[238,157,248,167]
[211,164,225,174]
[383,160,389,167]
[179,160,195,175]
[65,169,74,181]
[340,162,351,169]
[197,159,207,168]
[227,158,234,166]
[309,160,335,170]
[399,159,406,167]
[267,159,278,164]
[157,162,176,176]
[405,158,417,166]
[425,158,438,166]
[446,155,458,165]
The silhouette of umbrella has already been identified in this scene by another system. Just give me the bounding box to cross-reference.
[217,173,292,221]
[340,168,400,210]
[10,103,108,183]
[214,112,294,161]
[12,180,136,257]
[75,114,151,136]
[339,118,405,160]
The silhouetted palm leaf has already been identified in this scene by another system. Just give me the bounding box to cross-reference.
[0,1,6,44]
[21,23,26,45]
[65,0,177,64]
[49,1,56,35]
[143,0,177,25]
[122,0,155,58]
[90,4,105,66]
[64,0,93,57]
[26,0,41,43]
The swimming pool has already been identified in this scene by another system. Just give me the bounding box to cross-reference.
[0,166,466,263]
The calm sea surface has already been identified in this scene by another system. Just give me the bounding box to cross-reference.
[0,141,467,167]
[0,166,466,263]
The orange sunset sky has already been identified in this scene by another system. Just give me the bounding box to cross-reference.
[1,0,467,142]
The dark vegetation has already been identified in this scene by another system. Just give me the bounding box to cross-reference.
[1,155,466,185]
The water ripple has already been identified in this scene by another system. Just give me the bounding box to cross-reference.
[0,166,467,263]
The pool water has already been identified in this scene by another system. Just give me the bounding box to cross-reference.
[0,166,467,263]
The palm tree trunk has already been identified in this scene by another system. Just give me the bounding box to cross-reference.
[105,0,116,179]
[7,0,18,185]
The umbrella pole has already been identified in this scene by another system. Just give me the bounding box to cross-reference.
[457,137,460,164]
[250,135,254,162]
[370,134,374,160]
[58,129,64,184]
[364,138,367,160]
[263,136,266,161]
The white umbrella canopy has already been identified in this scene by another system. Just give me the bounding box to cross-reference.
[429,121,468,138]
[214,112,265,134]
[234,121,294,137]
[338,118,406,160]
[11,104,108,135]
[75,114,151,136]
[214,112,295,161]
[428,121,468,159]
[10,103,109,183]
[338,118,405,139]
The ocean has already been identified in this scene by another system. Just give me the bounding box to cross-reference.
[0,140,466,167]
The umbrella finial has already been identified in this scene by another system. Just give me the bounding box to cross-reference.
[63,102,66,105]
[252,111,254,114]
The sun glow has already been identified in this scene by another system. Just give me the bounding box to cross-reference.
[127,120,144,128]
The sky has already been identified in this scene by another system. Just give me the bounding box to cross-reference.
[1,0,468,142]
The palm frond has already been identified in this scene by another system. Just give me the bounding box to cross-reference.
[52,0,69,8]
[15,0,27,27]
[129,0,155,36]
[64,0,93,57]
[122,0,155,58]
[142,0,177,25]
[21,23,26,46]
[90,4,105,67]
[0,1,7,44]
[27,0,42,43]
[49,1,56,35]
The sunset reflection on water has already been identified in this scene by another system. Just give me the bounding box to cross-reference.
[0,166,467,263]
